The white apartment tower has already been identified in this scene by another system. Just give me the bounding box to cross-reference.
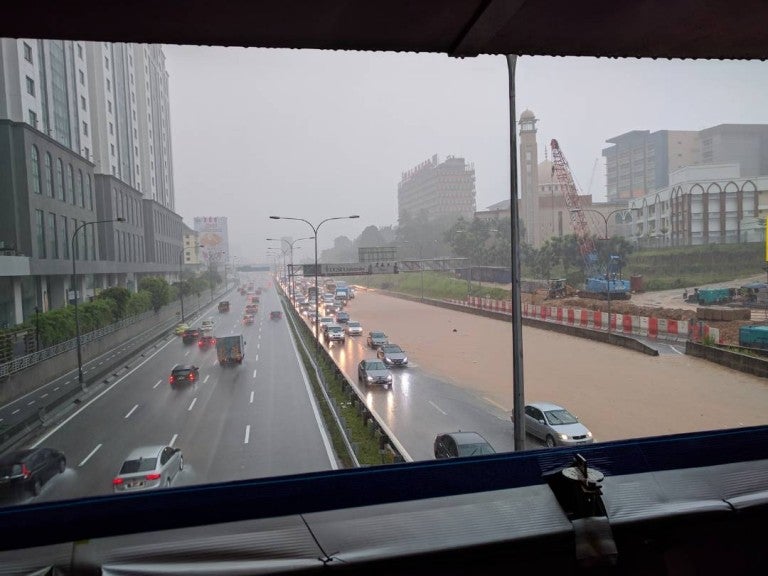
[519,109,541,246]
[0,39,94,158]
[86,43,175,210]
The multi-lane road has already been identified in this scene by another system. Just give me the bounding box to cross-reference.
[10,276,335,505]
[5,272,768,506]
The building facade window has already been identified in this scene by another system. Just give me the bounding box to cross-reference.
[107,101,112,113]
[80,96,86,111]
[78,69,84,85]
[26,76,35,96]
[56,158,64,201]
[28,109,37,127]
[67,164,75,204]
[60,216,69,259]
[77,170,84,207]
[47,212,57,259]
[35,209,45,258]
[87,175,93,211]
[109,122,113,135]
[44,152,53,197]
[77,44,83,59]
[30,145,41,194]
[82,121,88,136]
[23,42,32,62]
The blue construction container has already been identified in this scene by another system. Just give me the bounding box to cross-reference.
[738,325,768,349]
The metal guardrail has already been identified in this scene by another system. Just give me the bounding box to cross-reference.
[0,310,155,378]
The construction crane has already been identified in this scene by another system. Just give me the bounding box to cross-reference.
[550,139,630,300]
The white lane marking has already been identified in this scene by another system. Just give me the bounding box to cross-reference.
[188,397,197,411]
[32,334,180,448]
[184,350,190,357]
[669,345,684,356]
[250,391,254,403]
[41,393,48,399]
[79,444,102,467]
[258,333,261,340]
[169,433,178,447]
[255,354,259,362]
[203,374,210,383]
[12,409,20,415]
[154,379,162,389]
[124,404,139,419]
[99,361,104,365]
[429,400,447,415]
[257,343,260,350]
[28,400,35,406]
[483,396,510,412]
[244,425,251,444]
[252,369,257,379]
[54,387,60,391]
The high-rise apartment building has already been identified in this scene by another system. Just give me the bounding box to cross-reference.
[0,38,182,327]
[398,155,476,224]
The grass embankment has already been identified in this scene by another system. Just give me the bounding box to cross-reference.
[346,272,510,300]
[626,243,765,290]
[283,296,396,467]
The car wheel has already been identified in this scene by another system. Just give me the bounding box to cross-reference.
[545,435,556,448]
[179,456,184,471]
[58,458,66,474]
[32,478,42,496]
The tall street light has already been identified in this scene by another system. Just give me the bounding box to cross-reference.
[571,208,628,336]
[71,217,125,386]
[178,243,203,324]
[270,215,359,357]
[267,236,315,305]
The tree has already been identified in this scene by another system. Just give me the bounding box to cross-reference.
[96,286,132,319]
[139,276,171,313]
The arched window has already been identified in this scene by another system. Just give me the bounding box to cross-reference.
[30,146,41,194]
[44,152,53,197]
[87,174,93,211]
[56,159,64,201]
[67,164,75,204]
[77,170,84,207]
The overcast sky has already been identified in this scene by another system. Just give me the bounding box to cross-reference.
[163,46,768,261]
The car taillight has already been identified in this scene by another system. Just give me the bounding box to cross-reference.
[189,373,195,380]
[21,464,31,478]
[198,340,203,346]
[169,375,175,383]
[212,339,216,344]
[112,477,124,485]
[145,473,161,481]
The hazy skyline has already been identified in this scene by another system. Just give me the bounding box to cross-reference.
[164,46,768,260]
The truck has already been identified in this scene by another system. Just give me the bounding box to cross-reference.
[687,287,735,305]
[335,286,350,302]
[739,325,768,350]
[218,300,230,313]
[216,334,245,365]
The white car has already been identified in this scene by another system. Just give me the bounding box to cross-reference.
[345,321,363,336]
[318,316,334,333]
[201,318,215,331]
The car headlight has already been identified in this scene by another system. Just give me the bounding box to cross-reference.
[402,357,408,363]
[386,374,393,380]
[384,357,391,362]
[558,433,569,441]
[586,431,593,438]
[367,376,373,382]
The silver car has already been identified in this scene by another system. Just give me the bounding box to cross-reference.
[345,320,363,336]
[377,343,408,367]
[521,402,594,447]
[113,445,184,493]
[358,359,393,388]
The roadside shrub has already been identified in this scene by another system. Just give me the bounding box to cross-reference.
[97,286,132,319]
[126,291,152,316]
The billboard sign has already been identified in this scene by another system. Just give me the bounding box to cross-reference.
[302,262,399,276]
[359,246,397,263]
[193,216,229,264]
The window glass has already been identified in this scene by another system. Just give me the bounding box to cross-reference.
[67,164,74,204]
[44,152,53,197]
[77,170,84,207]
[55,158,64,201]
[35,209,45,258]
[47,212,57,259]
[30,145,40,194]
[60,216,69,259]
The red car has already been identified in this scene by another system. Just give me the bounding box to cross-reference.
[270,311,282,320]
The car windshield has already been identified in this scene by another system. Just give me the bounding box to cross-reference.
[119,458,158,474]
[383,345,403,353]
[457,443,496,457]
[366,361,388,371]
[371,332,385,339]
[348,322,360,327]
[544,410,578,425]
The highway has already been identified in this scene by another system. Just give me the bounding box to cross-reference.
[9,274,335,505]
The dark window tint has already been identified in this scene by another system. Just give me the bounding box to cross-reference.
[119,458,158,474]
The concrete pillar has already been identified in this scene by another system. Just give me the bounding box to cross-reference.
[12,277,23,325]
[49,276,66,309]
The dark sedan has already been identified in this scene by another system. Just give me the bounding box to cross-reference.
[434,432,496,459]
[0,447,67,498]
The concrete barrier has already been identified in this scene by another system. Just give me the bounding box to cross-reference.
[686,341,768,378]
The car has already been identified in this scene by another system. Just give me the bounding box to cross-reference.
[181,328,200,344]
[112,445,184,493]
[174,323,190,335]
[324,304,339,316]
[335,311,350,323]
[319,316,334,332]
[366,331,388,349]
[433,432,496,459]
[325,324,345,342]
[270,310,282,320]
[243,314,255,325]
[357,359,393,388]
[0,447,67,499]
[169,364,200,388]
[345,320,363,336]
[521,402,594,447]
[245,303,259,314]
[201,318,215,331]
[377,343,408,367]
[198,334,216,348]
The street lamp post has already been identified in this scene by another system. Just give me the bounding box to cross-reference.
[71,217,124,386]
[571,208,628,336]
[270,215,359,358]
[267,236,314,306]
